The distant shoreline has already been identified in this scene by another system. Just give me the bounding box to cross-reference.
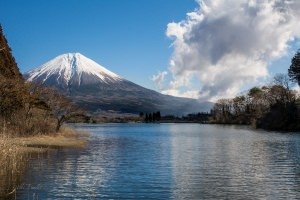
[69,120,300,132]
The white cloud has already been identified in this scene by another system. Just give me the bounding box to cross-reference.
[162,0,300,101]
[151,71,168,90]
[162,89,200,99]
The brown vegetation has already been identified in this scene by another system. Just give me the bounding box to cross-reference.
[0,25,22,80]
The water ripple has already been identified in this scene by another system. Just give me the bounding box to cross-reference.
[16,124,300,199]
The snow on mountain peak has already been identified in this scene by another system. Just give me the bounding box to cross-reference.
[27,53,123,85]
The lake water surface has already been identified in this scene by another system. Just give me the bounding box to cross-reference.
[17,124,300,199]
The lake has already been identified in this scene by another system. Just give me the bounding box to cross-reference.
[17,124,300,199]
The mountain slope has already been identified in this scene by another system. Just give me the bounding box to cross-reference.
[25,53,212,115]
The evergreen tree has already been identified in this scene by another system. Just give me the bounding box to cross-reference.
[139,112,144,118]
[149,113,153,122]
[145,113,149,122]
[288,49,300,86]
[152,112,156,121]
[156,111,161,121]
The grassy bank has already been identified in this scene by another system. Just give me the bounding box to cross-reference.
[0,127,89,199]
[12,127,89,148]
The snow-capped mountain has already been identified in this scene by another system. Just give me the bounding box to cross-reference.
[25,53,212,115]
[27,53,123,88]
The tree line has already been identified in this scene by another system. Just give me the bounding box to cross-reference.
[211,50,300,131]
[140,111,161,122]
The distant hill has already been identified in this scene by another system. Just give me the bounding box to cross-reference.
[25,53,213,115]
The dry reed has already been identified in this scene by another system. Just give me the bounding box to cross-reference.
[0,127,89,199]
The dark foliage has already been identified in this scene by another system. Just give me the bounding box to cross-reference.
[288,49,300,86]
[256,102,299,131]
[144,111,161,123]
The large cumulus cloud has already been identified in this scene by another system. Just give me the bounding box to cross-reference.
[159,0,300,101]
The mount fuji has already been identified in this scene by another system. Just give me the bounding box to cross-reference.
[27,53,123,89]
[25,53,212,115]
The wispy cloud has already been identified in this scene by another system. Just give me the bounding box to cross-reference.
[151,71,168,90]
[161,0,300,101]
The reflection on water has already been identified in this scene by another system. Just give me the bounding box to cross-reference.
[169,125,300,199]
[14,124,300,199]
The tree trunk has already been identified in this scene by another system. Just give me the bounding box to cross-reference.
[55,120,61,133]
[55,115,65,133]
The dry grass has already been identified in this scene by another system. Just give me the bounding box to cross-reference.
[12,127,89,149]
[0,127,90,198]
[0,135,31,199]
[59,126,90,138]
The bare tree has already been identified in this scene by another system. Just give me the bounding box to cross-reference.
[41,88,84,132]
[273,73,296,103]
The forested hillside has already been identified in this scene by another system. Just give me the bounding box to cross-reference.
[0,25,22,80]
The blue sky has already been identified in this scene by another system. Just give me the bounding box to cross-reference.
[0,0,299,100]
[0,0,197,89]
